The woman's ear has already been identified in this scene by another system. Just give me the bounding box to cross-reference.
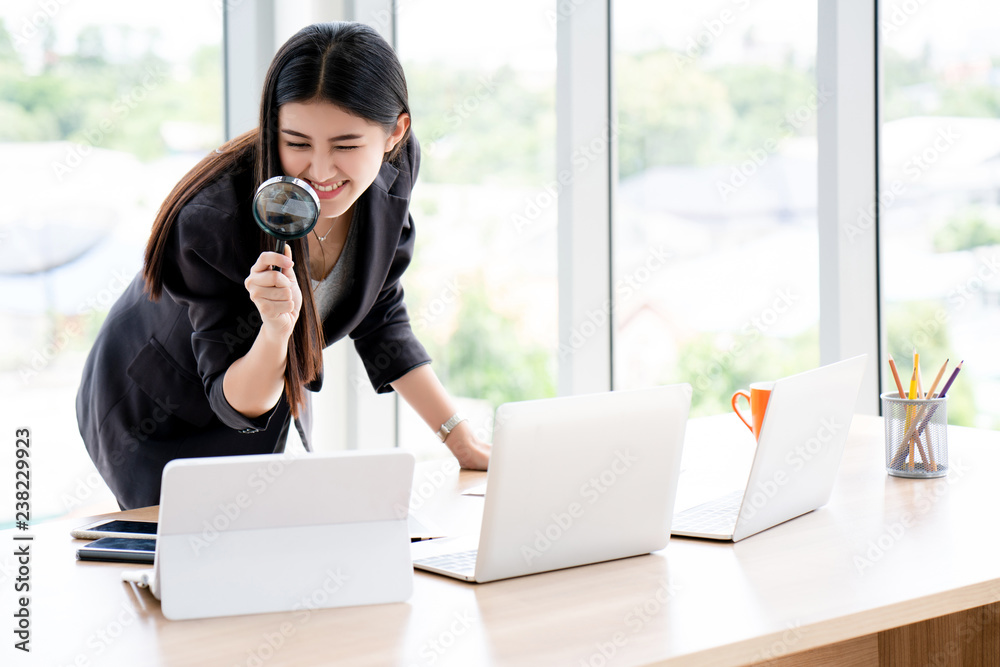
[385,113,411,154]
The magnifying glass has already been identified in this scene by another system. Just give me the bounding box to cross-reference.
[252,176,321,271]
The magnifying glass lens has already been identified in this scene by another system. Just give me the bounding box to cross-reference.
[252,176,321,270]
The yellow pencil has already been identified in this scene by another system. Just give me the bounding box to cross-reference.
[907,366,917,469]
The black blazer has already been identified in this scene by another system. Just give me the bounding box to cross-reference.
[76,137,430,509]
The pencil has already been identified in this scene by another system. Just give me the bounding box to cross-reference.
[937,360,964,398]
[907,365,917,468]
[888,353,914,468]
[888,353,907,398]
[926,358,950,399]
[890,359,918,468]
[914,350,923,399]
[914,360,963,471]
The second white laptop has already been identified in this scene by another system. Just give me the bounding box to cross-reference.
[124,450,415,620]
[671,355,867,542]
[411,384,692,583]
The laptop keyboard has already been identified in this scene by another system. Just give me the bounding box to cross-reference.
[414,549,478,577]
[672,490,743,535]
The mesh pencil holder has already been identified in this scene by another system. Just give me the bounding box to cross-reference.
[882,392,948,479]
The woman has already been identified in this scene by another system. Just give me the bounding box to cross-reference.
[76,22,490,510]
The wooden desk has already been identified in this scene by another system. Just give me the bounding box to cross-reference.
[4,415,999,666]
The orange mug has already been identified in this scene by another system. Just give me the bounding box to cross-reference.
[731,381,774,440]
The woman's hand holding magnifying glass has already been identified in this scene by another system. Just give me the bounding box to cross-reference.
[244,245,302,342]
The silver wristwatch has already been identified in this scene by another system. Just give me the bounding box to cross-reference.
[436,413,468,442]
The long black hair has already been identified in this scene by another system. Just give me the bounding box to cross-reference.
[143,22,412,417]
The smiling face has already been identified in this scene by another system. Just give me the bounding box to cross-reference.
[277,100,409,220]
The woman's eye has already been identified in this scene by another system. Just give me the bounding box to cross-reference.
[334,146,359,151]
[285,142,309,149]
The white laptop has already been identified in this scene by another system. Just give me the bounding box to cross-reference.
[671,355,867,542]
[411,384,692,583]
[123,450,415,620]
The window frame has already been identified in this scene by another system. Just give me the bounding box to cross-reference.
[224,0,886,453]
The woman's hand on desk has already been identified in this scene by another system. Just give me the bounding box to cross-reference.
[445,420,491,470]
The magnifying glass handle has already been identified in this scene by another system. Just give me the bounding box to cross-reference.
[271,239,286,272]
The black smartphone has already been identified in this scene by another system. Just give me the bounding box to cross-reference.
[76,537,156,564]
[71,520,158,541]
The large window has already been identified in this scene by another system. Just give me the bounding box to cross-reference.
[880,0,1000,428]
[0,2,223,523]
[396,0,558,455]
[612,1,820,415]
[6,0,998,524]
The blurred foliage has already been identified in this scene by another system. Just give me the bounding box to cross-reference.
[422,275,555,408]
[406,64,554,187]
[881,45,935,121]
[616,54,817,179]
[616,51,735,177]
[883,46,1000,122]
[671,326,819,418]
[933,207,1000,253]
[0,19,221,158]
